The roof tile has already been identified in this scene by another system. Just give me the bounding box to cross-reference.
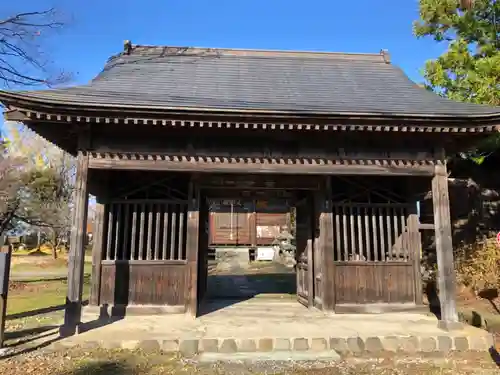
[4,46,500,118]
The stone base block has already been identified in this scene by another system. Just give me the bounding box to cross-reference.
[52,332,494,358]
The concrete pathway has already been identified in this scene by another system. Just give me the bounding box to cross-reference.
[207,258,296,299]
[207,262,296,299]
[50,299,494,357]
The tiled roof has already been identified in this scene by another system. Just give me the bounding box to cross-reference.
[1,45,499,118]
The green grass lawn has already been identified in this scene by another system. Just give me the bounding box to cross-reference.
[7,276,91,316]
[10,253,92,274]
[10,261,92,275]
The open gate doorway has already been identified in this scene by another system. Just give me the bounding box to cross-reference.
[195,185,318,316]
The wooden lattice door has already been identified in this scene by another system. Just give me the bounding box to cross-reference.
[295,195,314,307]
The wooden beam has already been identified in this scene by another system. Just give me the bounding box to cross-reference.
[320,177,335,311]
[61,151,89,336]
[3,108,30,122]
[199,174,322,190]
[8,107,499,133]
[89,203,105,306]
[88,156,435,176]
[186,179,200,316]
[418,223,434,230]
[432,164,461,330]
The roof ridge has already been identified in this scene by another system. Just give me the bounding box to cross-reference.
[106,43,389,64]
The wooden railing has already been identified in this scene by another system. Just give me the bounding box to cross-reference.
[103,200,188,261]
[332,203,413,262]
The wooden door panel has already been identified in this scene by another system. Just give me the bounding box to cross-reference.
[295,196,313,307]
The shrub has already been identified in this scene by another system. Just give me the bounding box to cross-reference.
[455,237,500,293]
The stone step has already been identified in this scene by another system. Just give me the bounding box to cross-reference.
[70,300,494,360]
[56,333,494,358]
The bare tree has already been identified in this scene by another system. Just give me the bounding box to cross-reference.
[4,124,76,258]
[0,8,68,87]
[0,151,25,235]
[0,8,71,249]
[27,154,74,258]
[0,122,76,256]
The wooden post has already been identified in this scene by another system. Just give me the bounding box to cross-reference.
[61,151,89,336]
[407,212,423,305]
[89,202,105,306]
[186,179,200,316]
[250,209,257,251]
[321,176,335,311]
[0,245,12,348]
[432,164,461,330]
[306,194,314,308]
[406,176,425,306]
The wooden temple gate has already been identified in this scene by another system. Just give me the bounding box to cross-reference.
[89,172,425,313]
[1,44,498,335]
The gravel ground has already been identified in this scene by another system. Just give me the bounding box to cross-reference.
[1,348,499,375]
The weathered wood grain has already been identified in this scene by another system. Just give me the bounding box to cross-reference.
[63,151,89,335]
[432,163,459,325]
[90,203,104,306]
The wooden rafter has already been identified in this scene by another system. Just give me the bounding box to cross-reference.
[4,107,500,134]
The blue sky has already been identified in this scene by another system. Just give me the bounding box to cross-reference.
[2,0,447,87]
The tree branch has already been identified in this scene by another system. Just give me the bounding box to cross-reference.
[0,8,67,87]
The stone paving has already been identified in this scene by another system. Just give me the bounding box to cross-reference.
[51,298,494,358]
[38,260,495,359]
[206,259,296,299]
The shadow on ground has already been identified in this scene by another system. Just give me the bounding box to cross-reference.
[489,347,500,367]
[4,325,59,341]
[478,289,500,315]
[76,304,126,334]
[425,280,441,319]
[2,305,124,360]
[199,271,297,315]
[57,361,134,375]
[7,300,89,320]
[207,273,296,297]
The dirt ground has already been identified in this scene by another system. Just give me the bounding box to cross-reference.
[455,285,500,350]
[456,285,500,314]
[3,259,500,374]
[1,348,500,375]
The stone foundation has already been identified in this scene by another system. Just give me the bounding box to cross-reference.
[54,333,494,358]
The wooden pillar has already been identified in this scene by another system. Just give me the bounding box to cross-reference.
[407,211,423,305]
[186,179,200,316]
[312,192,323,308]
[198,193,209,302]
[320,176,335,311]
[61,151,89,336]
[306,194,314,308]
[250,210,257,250]
[295,195,311,307]
[89,202,105,306]
[0,245,12,348]
[432,164,460,329]
[406,177,424,306]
